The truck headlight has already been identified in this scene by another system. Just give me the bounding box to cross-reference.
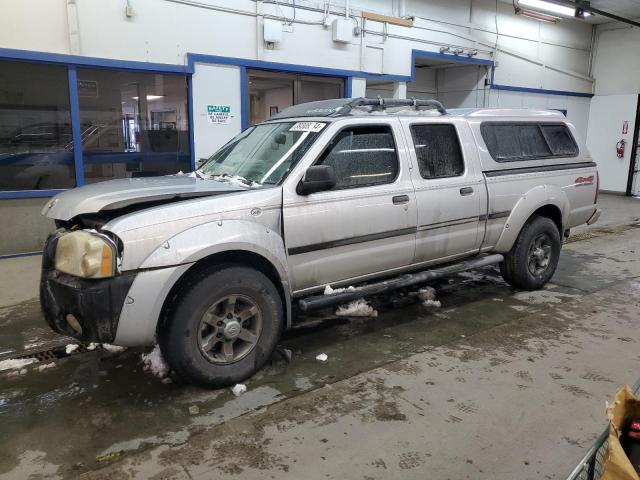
[55,230,117,278]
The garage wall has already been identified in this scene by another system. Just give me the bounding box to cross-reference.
[585,24,640,193]
[191,63,243,163]
[0,0,593,94]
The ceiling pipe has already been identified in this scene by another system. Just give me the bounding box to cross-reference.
[554,0,640,28]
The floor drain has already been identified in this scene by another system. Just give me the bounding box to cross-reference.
[12,344,91,363]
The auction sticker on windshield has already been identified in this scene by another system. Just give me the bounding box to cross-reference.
[289,122,325,133]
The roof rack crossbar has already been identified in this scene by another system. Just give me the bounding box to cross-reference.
[335,97,447,116]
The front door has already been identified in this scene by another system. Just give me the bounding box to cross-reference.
[283,119,417,294]
[400,118,486,264]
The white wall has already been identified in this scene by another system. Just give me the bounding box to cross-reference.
[584,24,640,193]
[0,0,599,166]
[0,0,594,94]
[586,95,637,193]
[191,63,242,162]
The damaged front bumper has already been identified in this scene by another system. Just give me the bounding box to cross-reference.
[40,233,136,343]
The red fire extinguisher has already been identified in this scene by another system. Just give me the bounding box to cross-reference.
[616,139,626,158]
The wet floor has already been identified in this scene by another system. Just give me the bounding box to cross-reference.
[1,225,639,479]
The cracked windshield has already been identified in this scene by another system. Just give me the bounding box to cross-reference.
[199,121,325,186]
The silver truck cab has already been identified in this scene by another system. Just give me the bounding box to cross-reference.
[40,98,600,387]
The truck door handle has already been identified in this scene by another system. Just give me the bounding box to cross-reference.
[459,187,474,196]
[392,195,410,205]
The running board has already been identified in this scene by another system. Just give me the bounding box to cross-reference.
[297,254,504,312]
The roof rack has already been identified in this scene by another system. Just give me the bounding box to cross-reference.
[334,97,447,116]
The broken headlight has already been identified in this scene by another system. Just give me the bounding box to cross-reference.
[55,230,117,278]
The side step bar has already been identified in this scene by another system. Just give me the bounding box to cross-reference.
[297,254,504,312]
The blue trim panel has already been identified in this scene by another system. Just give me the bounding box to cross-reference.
[67,66,85,186]
[187,53,410,82]
[0,47,191,73]
[491,84,593,98]
[187,74,196,170]
[345,77,353,98]
[240,66,249,131]
[0,190,65,199]
[0,251,43,260]
[411,49,495,67]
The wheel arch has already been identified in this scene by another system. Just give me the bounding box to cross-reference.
[156,249,292,341]
[494,185,569,252]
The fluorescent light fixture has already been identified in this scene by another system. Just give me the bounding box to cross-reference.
[131,95,165,101]
[518,0,591,18]
[516,7,561,22]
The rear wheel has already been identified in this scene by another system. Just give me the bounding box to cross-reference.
[500,215,561,290]
[159,265,283,388]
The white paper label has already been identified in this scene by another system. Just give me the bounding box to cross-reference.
[289,122,326,133]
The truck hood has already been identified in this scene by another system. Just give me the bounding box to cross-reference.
[42,176,247,221]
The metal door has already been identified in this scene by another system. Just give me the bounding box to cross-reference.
[282,118,417,294]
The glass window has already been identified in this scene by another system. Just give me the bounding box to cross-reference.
[540,124,578,156]
[481,123,578,162]
[317,125,398,189]
[77,68,190,183]
[411,124,464,179]
[0,60,75,190]
[200,121,323,186]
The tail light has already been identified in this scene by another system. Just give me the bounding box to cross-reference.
[595,171,600,204]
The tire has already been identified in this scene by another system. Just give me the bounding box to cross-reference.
[499,215,561,291]
[159,265,284,388]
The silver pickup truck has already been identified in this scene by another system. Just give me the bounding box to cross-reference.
[40,98,601,387]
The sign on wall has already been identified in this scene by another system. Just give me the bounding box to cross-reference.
[78,80,98,98]
[207,105,232,124]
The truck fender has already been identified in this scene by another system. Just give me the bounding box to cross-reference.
[493,184,570,253]
[140,219,290,286]
[115,221,292,346]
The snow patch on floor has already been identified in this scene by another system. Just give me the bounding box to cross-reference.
[231,384,247,396]
[0,358,37,372]
[315,353,328,362]
[102,344,127,353]
[324,285,356,295]
[65,344,79,355]
[36,362,56,372]
[141,345,170,379]
[415,286,442,308]
[335,298,378,317]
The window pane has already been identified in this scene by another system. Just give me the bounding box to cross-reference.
[411,124,464,179]
[482,124,555,161]
[541,124,578,156]
[77,69,190,183]
[0,60,75,190]
[318,125,398,188]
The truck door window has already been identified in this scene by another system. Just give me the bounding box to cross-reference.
[317,125,399,189]
[410,124,464,179]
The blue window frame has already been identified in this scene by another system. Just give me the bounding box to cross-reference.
[0,49,195,199]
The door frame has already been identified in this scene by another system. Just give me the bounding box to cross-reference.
[246,69,345,126]
[626,93,640,196]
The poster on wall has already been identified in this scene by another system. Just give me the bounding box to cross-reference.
[207,105,232,124]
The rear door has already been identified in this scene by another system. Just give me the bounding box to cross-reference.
[282,118,417,293]
[400,118,486,264]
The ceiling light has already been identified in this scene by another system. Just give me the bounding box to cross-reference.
[516,7,561,23]
[518,0,591,18]
[131,95,165,101]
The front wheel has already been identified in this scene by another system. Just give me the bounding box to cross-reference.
[500,215,561,291]
[159,265,284,388]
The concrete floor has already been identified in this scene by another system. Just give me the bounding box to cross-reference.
[0,193,639,479]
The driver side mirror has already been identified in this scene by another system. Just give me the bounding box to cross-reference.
[296,165,337,195]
